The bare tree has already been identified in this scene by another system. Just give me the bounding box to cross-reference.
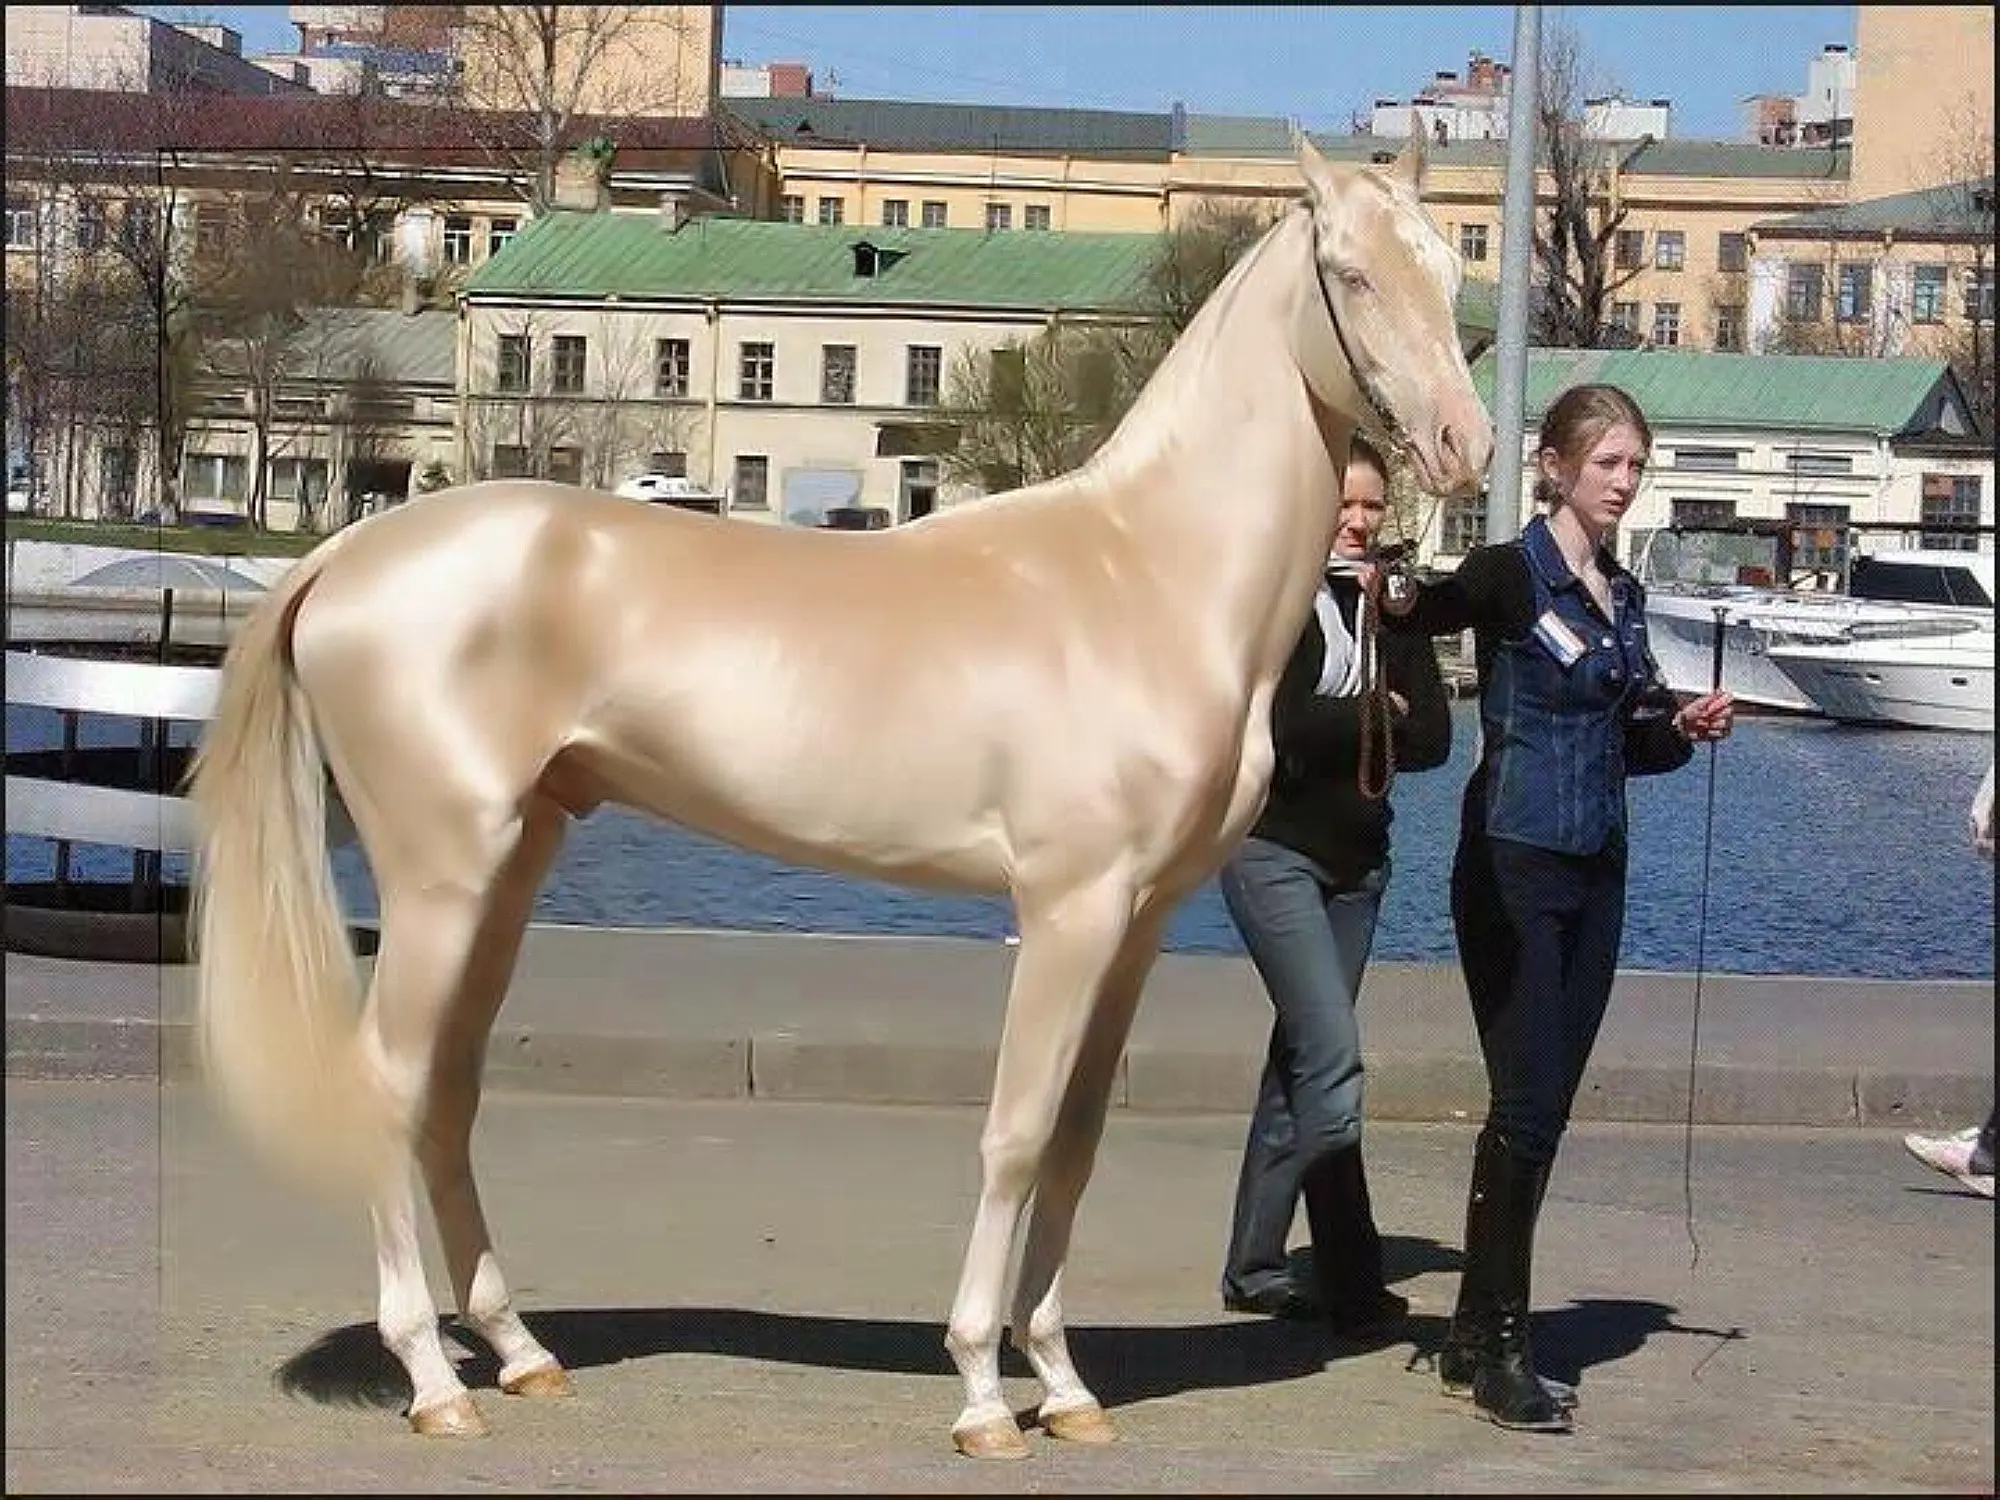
[1935,98,1996,432]
[446,5,705,214]
[193,183,366,528]
[1148,200,1279,337]
[462,309,578,479]
[940,323,1147,494]
[568,317,698,489]
[1529,19,1647,348]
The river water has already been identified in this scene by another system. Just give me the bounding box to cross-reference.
[10,701,1993,981]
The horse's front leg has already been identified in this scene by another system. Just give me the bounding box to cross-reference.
[946,873,1135,1460]
[1010,908,1168,1446]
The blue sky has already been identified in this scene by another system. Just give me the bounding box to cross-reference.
[136,5,1856,141]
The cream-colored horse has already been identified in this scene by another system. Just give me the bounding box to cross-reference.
[189,134,1490,1459]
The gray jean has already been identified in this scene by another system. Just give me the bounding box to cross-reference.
[1217,836,1387,1300]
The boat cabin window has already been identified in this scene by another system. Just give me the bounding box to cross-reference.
[1850,556,1994,608]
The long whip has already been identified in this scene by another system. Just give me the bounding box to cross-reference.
[1682,604,1728,1270]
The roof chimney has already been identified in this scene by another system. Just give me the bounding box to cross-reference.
[658,192,689,232]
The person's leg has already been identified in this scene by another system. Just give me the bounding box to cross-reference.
[1443,835,1576,1432]
[1218,839,1339,1312]
[1293,862,1404,1333]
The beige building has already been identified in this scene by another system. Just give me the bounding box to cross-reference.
[1848,5,1994,201]
[3,4,311,95]
[456,4,721,119]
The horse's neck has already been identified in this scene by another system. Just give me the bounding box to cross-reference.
[1079,213,1351,674]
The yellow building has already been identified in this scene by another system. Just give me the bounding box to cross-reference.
[1848,5,1994,201]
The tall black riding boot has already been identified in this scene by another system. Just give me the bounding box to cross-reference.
[1301,1144,1409,1337]
[1468,1133,1570,1432]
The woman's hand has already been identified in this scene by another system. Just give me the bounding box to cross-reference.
[1674,690,1736,743]
[1359,561,1418,617]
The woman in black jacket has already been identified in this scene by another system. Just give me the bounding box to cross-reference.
[1217,435,1451,1336]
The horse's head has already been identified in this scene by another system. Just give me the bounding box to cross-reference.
[1293,133,1493,499]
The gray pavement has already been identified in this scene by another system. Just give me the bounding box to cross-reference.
[6,923,1994,1127]
[6,1079,1994,1493]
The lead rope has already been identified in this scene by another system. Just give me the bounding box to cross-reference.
[1682,603,1730,1271]
[1355,583,1395,802]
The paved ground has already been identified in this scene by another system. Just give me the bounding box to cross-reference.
[6,1079,1994,1493]
[5,925,1992,1128]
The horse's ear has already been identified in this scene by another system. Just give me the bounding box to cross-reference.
[1297,131,1335,197]
[1396,113,1428,190]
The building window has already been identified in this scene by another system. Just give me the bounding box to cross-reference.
[920,200,948,228]
[738,341,774,402]
[1717,231,1747,273]
[183,452,249,501]
[877,198,909,228]
[1786,451,1853,477]
[268,456,330,509]
[496,334,531,394]
[487,217,517,257]
[1786,501,1850,575]
[1607,301,1641,340]
[985,203,1012,232]
[816,197,845,225]
[905,344,942,406]
[1836,263,1872,323]
[780,194,805,223]
[1911,264,1948,324]
[900,459,939,521]
[75,196,107,252]
[1671,447,1740,472]
[1654,230,1685,271]
[551,335,586,395]
[547,446,582,485]
[654,337,690,398]
[1651,302,1682,346]
[442,214,473,264]
[1964,266,1994,323]
[1786,262,1824,322]
[195,203,230,252]
[648,450,688,477]
[1441,492,1487,555]
[119,199,156,252]
[1614,229,1645,270]
[1671,497,1737,527]
[1714,303,1745,351]
[732,454,770,510]
[5,195,36,248]
[821,343,857,405]
[1920,473,1983,550]
[1024,204,1052,231]
[1459,223,1488,262]
[492,444,531,478]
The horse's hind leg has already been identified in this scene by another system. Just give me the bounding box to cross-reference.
[945,873,1134,1460]
[1011,909,1167,1446]
[358,797,559,1436]
[413,794,572,1401]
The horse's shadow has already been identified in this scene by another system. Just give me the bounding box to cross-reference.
[275,1233,1740,1414]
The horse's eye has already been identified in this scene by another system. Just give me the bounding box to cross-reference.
[1338,269,1371,293]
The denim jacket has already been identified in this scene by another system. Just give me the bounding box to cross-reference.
[1475,516,1689,855]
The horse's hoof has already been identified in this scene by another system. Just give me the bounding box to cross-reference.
[1042,1402,1117,1445]
[952,1417,1031,1460]
[409,1393,489,1438]
[501,1363,575,1398]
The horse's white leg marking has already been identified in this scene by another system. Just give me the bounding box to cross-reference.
[1011,907,1169,1444]
[415,795,572,1399]
[359,804,540,1436]
[946,871,1136,1459]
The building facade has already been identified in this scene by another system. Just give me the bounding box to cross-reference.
[4,4,312,95]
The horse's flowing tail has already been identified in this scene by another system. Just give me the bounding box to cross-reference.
[187,539,398,1199]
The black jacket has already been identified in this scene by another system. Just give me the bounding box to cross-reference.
[1247,576,1452,888]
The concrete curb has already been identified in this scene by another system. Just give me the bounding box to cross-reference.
[6,1012,1987,1127]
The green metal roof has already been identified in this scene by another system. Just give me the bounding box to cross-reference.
[1754,176,1993,237]
[464,211,1162,312]
[1469,348,1959,436]
[724,96,1173,158]
[1178,113,1295,155]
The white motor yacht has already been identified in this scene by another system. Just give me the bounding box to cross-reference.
[1766,615,1995,732]
[1640,542,1994,714]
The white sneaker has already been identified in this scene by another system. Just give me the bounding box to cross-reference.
[1903,1126,1984,1188]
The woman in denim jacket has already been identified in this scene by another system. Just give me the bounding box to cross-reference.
[1379,384,1735,1432]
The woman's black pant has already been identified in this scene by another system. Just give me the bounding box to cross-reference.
[1450,830,1628,1167]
